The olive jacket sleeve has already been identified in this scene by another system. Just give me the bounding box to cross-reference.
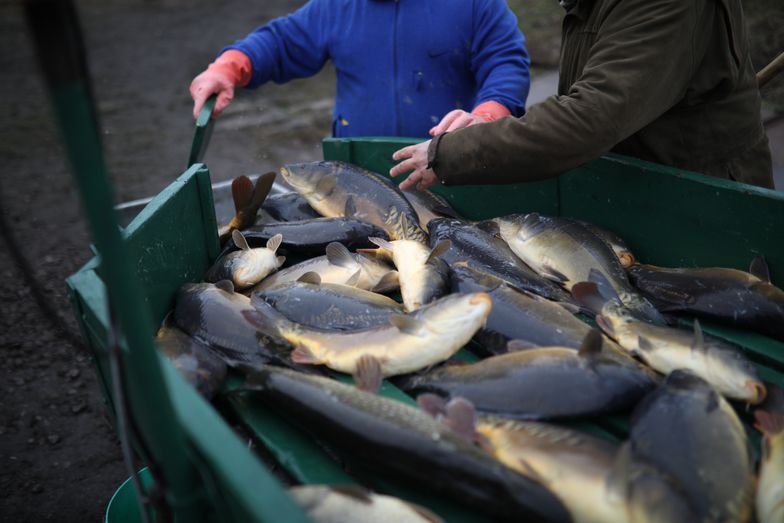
[432,0,709,185]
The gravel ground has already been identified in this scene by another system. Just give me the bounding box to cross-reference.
[0,1,781,521]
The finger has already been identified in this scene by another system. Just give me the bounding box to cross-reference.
[392,144,418,162]
[431,110,464,135]
[389,157,419,178]
[191,85,209,120]
[446,113,475,133]
[398,171,420,191]
[213,88,234,117]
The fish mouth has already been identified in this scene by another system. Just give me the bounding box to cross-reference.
[279,166,291,179]
[469,292,492,307]
[746,380,767,404]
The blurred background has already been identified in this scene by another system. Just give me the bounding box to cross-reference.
[0,0,781,520]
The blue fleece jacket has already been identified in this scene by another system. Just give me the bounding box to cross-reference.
[223,0,530,138]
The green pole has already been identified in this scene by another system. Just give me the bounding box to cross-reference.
[24,1,208,520]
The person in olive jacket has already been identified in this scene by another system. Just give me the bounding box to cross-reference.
[391,0,774,191]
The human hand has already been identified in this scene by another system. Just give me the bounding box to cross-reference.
[429,109,486,136]
[390,140,438,191]
[190,68,235,120]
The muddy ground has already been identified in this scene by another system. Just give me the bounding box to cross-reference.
[0,0,781,521]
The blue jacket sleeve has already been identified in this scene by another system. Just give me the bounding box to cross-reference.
[470,0,531,116]
[220,0,332,89]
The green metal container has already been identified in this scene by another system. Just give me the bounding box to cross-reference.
[68,138,784,522]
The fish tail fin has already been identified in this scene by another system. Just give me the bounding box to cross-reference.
[250,172,276,209]
[353,355,384,394]
[231,175,254,213]
[755,410,784,436]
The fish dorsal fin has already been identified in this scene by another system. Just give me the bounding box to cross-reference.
[353,354,384,394]
[577,329,603,357]
[417,393,448,418]
[297,271,322,285]
[214,280,235,293]
[325,242,358,269]
[344,194,357,216]
[749,255,771,283]
[371,271,399,292]
[506,339,539,352]
[691,320,704,352]
[426,240,451,264]
[474,219,500,236]
[315,175,337,199]
[231,176,254,213]
[328,485,373,504]
[443,397,478,442]
[389,314,427,336]
[588,268,619,301]
[265,233,283,253]
[369,236,394,252]
[251,172,276,207]
[344,269,362,287]
[571,281,605,314]
[432,204,459,219]
[232,230,250,251]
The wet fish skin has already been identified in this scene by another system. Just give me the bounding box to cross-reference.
[206,231,284,290]
[370,237,449,311]
[401,187,461,229]
[255,281,403,330]
[400,343,655,420]
[574,279,766,404]
[494,213,663,323]
[239,218,388,255]
[245,292,492,377]
[288,485,443,523]
[172,282,321,374]
[281,161,428,242]
[251,242,398,293]
[628,263,784,342]
[576,220,636,269]
[755,386,784,523]
[476,417,695,523]
[239,366,571,522]
[260,192,322,222]
[155,315,227,399]
[428,218,574,303]
[629,370,755,523]
[450,263,623,356]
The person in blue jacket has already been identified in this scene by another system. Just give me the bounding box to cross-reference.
[190,0,530,138]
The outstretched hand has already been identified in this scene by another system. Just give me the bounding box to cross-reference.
[390,140,438,191]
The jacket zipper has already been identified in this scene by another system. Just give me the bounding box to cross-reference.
[393,0,400,135]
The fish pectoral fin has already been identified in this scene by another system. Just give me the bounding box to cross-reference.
[417,393,448,418]
[595,314,616,337]
[343,194,357,216]
[571,281,605,314]
[371,271,399,292]
[588,268,619,300]
[473,219,501,236]
[690,319,705,353]
[214,280,235,293]
[266,233,283,253]
[426,240,451,265]
[297,271,321,285]
[290,345,322,365]
[326,242,359,270]
[443,397,478,442]
[754,410,784,437]
[388,314,427,336]
[232,230,251,251]
[344,269,362,287]
[577,329,604,357]
[506,339,540,352]
[604,442,633,503]
[749,255,771,283]
[407,503,446,523]
[540,264,569,284]
[276,256,286,267]
[369,236,394,252]
[353,354,385,394]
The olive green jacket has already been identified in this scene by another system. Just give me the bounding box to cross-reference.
[432,0,774,189]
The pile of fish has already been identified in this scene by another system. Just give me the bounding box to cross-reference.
[153,161,784,522]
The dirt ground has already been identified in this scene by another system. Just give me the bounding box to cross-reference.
[0,0,781,521]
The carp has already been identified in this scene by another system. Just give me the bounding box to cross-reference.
[280,161,428,242]
[206,230,285,290]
